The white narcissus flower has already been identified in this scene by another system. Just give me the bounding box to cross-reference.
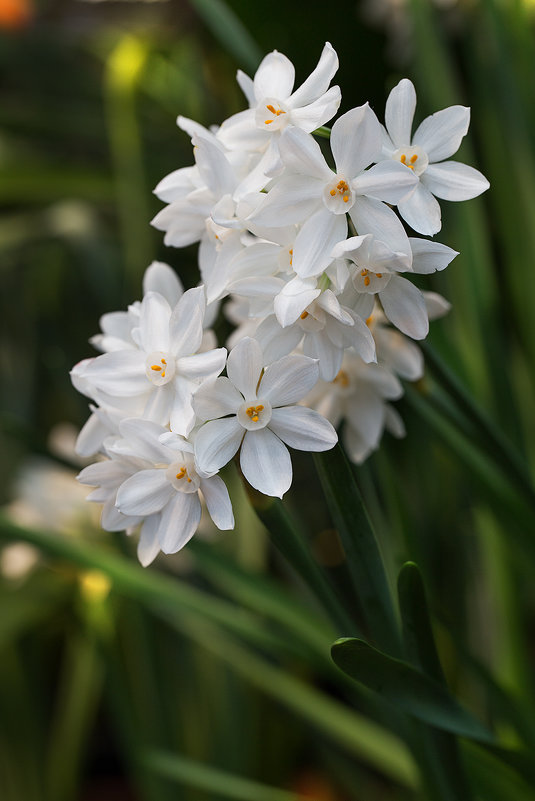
[306,351,404,465]
[379,78,490,235]
[73,286,227,437]
[193,337,337,498]
[217,43,341,191]
[78,419,234,567]
[249,103,417,278]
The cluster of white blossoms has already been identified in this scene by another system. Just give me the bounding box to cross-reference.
[72,43,489,564]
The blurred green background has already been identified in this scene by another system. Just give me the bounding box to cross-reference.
[1,1,535,799]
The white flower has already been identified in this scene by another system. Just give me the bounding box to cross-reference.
[78,419,234,566]
[193,337,337,498]
[332,235,430,340]
[306,351,404,465]
[250,104,417,277]
[216,43,341,191]
[380,78,490,235]
[73,286,227,436]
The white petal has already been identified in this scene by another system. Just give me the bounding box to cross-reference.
[227,337,263,400]
[412,105,470,162]
[119,418,172,464]
[143,261,183,307]
[169,377,196,437]
[350,197,412,258]
[375,328,423,381]
[260,354,319,406]
[193,377,243,421]
[237,69,255,105]
[151,202,208,247]
[289,86,341,132]
[138,291,171,354]
[195,418,244,473]
[409,237,458,274]
[217,109,269,150]
[249,173,322,227]
[353,161,417,204]
[80,351,147,397]
[331,103,382,177]
[199,475,234,530]
[316,289,352,324]
[240,428,292,498]
[158,492,202,554]
[274,277,320,327]
[422,162,490,201]
[380,276,429,340]
[142,383,173,426]
[288,42,339,108]
[153,166,198,203]
[75,413,109,458]
[345,390,385,450]
[385,78,416,149]
[384,405,406,438]
[424,291,452,320]
[101,500,139,532]
[116,470,173,516]
[137,515,161,567]
[269,406,337,451]
[303,332,343,381]
[254,317,303,364]
[177,348,227,382]
[397,182,442,236]
[292,209,347,279]
[253,51,295,101]
[193,135,236,197]
[169,286,205,357]
[278,127,332,180]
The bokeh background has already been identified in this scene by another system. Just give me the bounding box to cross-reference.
[2,1,535,799]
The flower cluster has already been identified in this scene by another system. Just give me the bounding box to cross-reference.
[72,44,489,563]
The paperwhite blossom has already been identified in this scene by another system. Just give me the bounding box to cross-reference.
[78,419,234,566]
[250,103,418,278]
[379,78,489,235]
[73,286,226,437]
[194,338,337,497]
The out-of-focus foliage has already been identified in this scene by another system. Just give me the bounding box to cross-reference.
[1,1,535,799]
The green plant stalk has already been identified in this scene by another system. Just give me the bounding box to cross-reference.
[314,446,401,655]
[244,488,357,634]
[143,749,301,801]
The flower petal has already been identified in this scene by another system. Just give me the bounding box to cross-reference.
[274,277,321,327]
[289,86,341,132]
[199,475,235,530]
[349,197,411,258]
[254,317,303,364]
[240,428,292,498]
[79,351,147,397]
[169,286,205,357]
[227,337,263,400]
[177,348,227,382]
[249,173,323,227]
[119,418,172,464]
[143,261,184,307]
[169,377,196,437]
[288,42,339,108]
[397,182,442,236]
[422,161,490,201]
[195,418,244,474]
[331,103,382,177]
[409,237,458,274]
[254,50,295,101]
[292,208,347,279]
[260,354,319,406]
[412,105,470,162]
[379,276,429,340]
[303,332,343,381]
[137,515,161,567]
[158,492,202,554]
[385,78,416,149]
[278,126,332,180]
[353,160,417,204]
[193,377,243,421]
[116,469,173,517]
[269,406,337,451]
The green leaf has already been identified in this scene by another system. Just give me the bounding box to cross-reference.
[144,749,300,801]
[188,0,262,72]
[314,446,401,654]
[331,637,494,743]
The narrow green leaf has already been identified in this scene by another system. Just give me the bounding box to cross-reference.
[331,637,494,743]
[144,749,300,801]
[314,446,401,654]
[398,563,475,801]
[189,0,262,72]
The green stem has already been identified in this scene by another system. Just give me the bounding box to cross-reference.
[314,446,402,656]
